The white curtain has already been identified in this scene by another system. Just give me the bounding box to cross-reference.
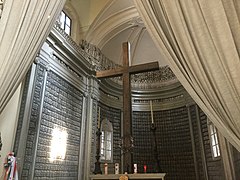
[134,0,240,151]
[0,0,65,113]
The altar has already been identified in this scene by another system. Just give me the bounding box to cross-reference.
[89,173,166,180]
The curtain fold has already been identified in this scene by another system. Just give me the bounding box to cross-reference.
[0,0,65,113]
[134,0,240,151]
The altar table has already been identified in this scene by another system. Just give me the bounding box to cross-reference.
[89,173,166,180]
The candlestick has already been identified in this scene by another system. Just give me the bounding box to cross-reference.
[93,128,102,174]
[150,122,162,173]
[104,163,108,175]
[150,100,154,124]
[98,107,100,129]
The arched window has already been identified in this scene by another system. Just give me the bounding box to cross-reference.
[100,118,113,162]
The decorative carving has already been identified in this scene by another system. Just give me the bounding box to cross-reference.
[134,95,184,104]
[80,39,121,71]
[132,66,176,83]
[119,174,129,180]
[118,135,134,174]
[110,66,178,89]
[53,54,83,80]
[53,22,178,89]
[53,23,93,64]
[20,66,83,179]
[128,17,144,27]
[118,135,134,155]
[80,41,178,88]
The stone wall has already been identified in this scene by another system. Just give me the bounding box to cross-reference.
[14,69,32,155]
[13,27,97,178]
[15,61,84,179]
[188,105,205,179]
[189,105,225,180]
[21,63,47,179]
[199,108,225,180]
[131,104,227,180]
[232,145,240,179]
[132,106,196,179]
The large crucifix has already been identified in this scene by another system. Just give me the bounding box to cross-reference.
[96,42,159,173]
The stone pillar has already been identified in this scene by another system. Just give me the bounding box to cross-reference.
[84,77,100,179]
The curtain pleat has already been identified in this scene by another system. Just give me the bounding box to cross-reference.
[0,0,66,113]
[134,0,240,151]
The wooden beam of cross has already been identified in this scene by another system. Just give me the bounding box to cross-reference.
[96,42,159,173]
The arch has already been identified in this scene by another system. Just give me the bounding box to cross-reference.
[101,118,113,132]
[100,118,113,162]
[85,5,139,48]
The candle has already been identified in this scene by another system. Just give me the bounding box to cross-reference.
[144,165,147,173]
[104,163,108,175]
[98,107,100,129]
[115,163,119,174]
[150,100,154,124]
[134,164,137,173]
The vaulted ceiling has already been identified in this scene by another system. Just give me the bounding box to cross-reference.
[64,0,168,67]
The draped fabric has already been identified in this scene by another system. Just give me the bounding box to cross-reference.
[134,0,240,151]
[0,0,65,113]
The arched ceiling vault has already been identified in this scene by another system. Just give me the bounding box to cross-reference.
[64,0,178,87]
[87,5,168,66]
[86,7,139,47]
[67,0,168,66]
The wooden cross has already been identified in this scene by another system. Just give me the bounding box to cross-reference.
[96,42,159,173]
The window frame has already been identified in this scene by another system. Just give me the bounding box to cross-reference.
[207,119,221,160]
[60,11,72,36]
[100,118,113,162]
